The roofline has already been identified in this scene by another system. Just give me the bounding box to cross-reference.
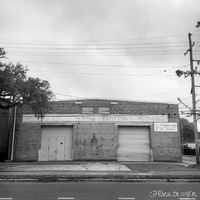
[54,97,178,105]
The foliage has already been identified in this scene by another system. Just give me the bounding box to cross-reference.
[0,48,6,58]
[0,48,54,118]
[180,118,195,143]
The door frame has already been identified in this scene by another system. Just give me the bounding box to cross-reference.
[39,125,73,161]
[117,125,152,162]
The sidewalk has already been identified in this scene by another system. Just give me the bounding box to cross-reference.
[0,156,199,182]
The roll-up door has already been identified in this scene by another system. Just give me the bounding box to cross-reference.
[118,126,151,161]
[40,126,72,161]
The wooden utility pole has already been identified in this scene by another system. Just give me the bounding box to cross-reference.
[188,32,200,164]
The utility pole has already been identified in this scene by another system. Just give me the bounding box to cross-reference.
[176,23,200,164]
[188,32,199,164]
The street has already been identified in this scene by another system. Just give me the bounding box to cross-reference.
[0,182,200,200]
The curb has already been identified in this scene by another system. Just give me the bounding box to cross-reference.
[1,174,200,183]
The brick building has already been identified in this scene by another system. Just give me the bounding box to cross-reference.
[13,99,182,162]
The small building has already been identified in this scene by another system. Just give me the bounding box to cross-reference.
[13,99,182,162]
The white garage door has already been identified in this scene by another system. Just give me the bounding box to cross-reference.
[39,126,73,161]
[118,126,151,161]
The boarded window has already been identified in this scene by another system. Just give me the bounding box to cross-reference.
[98,107,110,114]
[82,107,94,114]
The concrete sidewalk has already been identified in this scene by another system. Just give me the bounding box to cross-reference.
[0,156,199,182]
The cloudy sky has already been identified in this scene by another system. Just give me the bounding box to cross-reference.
[0,0,200,121]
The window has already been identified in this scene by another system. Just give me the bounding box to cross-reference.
[98,107,110,114]
[82,107,94,114]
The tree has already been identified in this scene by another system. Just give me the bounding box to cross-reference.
[0,48,54,118]
[0,48,6,58]
[180,118,195,143]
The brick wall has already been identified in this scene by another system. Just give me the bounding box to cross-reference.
[22,99,179,117]
[151,132,182,162]
[73,123,118,160]
[14,123,41,161]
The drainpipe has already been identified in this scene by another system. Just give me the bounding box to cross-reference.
[10,106,17,161]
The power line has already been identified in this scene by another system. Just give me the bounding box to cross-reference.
[7,52,184,57]
[29,69,177,76]
[1,41,188,46]
[3,44,187,50]
[54,87,190,100]
[0,34,186,43]
[120,87,191,100]
[7,49,184,54]
[7,59,188,68]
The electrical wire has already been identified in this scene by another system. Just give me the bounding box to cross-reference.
[29,69,177,76]
[7,59,189,68]
[0,34,187,43]
[6,44,185,50]
[7,52,184,57]
[54,87,190,100]
[7,49,184,54]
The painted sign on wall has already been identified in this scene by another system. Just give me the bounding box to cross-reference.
[154,123,178,132]
[23,114,168,123]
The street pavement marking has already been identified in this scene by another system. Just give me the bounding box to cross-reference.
[57,198,74,200]
[0,198,13,200]
[118,198,135,200]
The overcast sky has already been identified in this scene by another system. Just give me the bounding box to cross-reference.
[0,0,200,122]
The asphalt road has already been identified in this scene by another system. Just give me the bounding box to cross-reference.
[0,182,200,200]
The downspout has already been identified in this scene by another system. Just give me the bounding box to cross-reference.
[11,105,17,161]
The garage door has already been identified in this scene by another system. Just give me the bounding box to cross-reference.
[39,126,73,161]
[118,126,151,161]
